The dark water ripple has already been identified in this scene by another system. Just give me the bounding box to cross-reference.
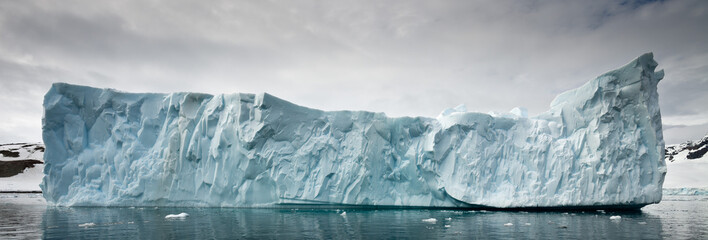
[1,194,706,239]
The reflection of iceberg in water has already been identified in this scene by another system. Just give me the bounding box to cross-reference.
[39,206,667,239]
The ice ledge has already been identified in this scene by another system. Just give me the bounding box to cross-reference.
[41,53,666,208]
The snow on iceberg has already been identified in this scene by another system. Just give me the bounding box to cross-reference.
[40,53,666,209]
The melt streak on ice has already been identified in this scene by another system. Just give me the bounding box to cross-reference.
[41,53,666,208]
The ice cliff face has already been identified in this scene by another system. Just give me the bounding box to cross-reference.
[41,53,666,208]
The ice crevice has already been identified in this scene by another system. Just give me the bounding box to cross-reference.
[41,53,666,208]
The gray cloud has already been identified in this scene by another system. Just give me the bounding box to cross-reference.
[663,123,708,145]
[0,58,73,143]
[0,0,707,144]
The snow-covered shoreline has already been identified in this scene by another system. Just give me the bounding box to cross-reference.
[0,143,44,192]
[664,133,708,189]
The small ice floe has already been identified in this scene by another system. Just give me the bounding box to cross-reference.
[597,210,605,213]
[609,216,621,220]
[422,218,437,224]
[340,211,347,217]
[127,221,135,224]
[524,223,532,226]
[504,223,513,226]
[638,222,647,225]
[78,223,96,228]
[444,225,451,228]
[445,217,452,221]
[165,213,189,219]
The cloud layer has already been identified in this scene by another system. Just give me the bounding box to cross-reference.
[1,0,706,144]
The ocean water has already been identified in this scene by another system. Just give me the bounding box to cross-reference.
[1,194,706,239]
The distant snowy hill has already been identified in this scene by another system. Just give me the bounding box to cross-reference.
[0,143,44,192]
[664,133,708,192]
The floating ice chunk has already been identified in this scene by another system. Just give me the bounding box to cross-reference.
[444,225,451,228]
[165,213,189,219]
[78,223,96,228]
[340,212,346,217]
[524,223,531,226]
[445,217,452,220]
[504,223,513,226]
[422,218,437,224]
[609,216,621,220]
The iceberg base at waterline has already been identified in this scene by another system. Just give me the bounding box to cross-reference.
[40,53,667,209]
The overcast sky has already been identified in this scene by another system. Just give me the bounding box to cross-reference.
[1,0,707,145]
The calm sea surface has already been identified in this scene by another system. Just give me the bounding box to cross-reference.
[1,193,706,239]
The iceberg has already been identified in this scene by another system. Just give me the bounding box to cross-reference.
[41,53,666,209]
